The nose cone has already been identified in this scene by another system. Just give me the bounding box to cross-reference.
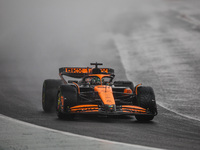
[94,85,115,105]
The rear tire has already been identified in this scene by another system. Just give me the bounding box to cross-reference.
[56,85,77,119]
[135,86,157,121]
[42,79,63,113]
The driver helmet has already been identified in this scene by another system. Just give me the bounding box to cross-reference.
[91,77,100,85]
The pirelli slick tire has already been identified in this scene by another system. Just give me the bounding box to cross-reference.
[42,79,63,113]
[56,85,77,119]
[114,81,134,91]
[135,86,157,121]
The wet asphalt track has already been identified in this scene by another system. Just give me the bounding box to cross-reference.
[0,0,200,149]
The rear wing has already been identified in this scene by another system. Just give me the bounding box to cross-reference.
[59,67,114,78]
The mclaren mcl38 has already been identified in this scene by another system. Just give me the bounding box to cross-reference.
[42,62,157,121]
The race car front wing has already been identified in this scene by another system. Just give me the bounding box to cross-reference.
[69,104,154,115]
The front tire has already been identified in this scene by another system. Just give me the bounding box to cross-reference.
[42,79,63,113]
[56,85,77,119]
[135,86,157,121]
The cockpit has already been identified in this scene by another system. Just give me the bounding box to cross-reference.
[82,75,113,86]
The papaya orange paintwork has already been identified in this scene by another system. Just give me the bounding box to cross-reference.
[124,88,133,94]
[135,83,142,95]
[121,105,146,113]
[94,85,115,105]
[73,82,80,94]
[65,68,109,74]
[71,104,98,109]
[70,104,99,113]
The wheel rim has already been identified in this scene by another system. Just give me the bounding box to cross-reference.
[56,92,61,112]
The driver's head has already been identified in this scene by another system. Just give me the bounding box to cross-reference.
[91,77,100,85]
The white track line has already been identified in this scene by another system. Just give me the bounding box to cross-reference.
[157,102,200,122]
[0,114,163,150]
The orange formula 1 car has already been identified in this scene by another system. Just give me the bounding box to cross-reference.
[42,63,157,121]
